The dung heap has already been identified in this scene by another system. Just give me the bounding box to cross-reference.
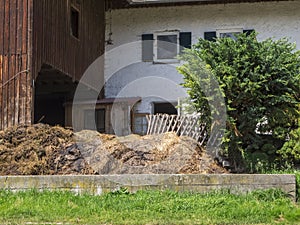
[0,124,93,175]
[0,124,227,175]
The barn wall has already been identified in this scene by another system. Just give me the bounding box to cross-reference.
[33,0,105,81]
[0,0,105,130]
[0,0,33,130]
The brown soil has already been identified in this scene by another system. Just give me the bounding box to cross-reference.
[0,124,227,175]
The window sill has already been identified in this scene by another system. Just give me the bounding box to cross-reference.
[153,59,180,64]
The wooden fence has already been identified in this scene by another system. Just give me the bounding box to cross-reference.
[146,114,208,146]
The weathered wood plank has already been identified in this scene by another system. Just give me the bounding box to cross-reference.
[0,55,3,129]
[3,56,9,127]
[3,0,10,55]
[25,0,33,125]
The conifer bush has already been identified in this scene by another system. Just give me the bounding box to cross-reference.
[178,33,300,171]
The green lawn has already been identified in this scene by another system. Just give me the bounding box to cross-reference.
[0,189,299,225]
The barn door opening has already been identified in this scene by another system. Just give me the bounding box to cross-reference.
[34,64,77,126]
[153,102,177,115]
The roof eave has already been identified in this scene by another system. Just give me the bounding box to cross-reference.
[111,0,293,10]
[128,0,221,4]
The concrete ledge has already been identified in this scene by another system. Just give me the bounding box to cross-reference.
[0,174,296,200]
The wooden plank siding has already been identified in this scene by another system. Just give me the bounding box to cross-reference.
[0,0,32,130]
[0,0,105,130]
[32,0,105,82]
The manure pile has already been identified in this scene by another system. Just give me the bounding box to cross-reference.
[0,124,227,175]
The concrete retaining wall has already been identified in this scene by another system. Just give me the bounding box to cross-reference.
[0,174,296,200]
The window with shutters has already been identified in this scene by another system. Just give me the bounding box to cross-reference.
[204,29,254,41]
[154,31,179,63]
[216,28,243,40]
[142,31,191,63]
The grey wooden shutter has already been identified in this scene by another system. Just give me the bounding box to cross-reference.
[204,31,216,41]
[243,29,255,36]
[142,34,154,61]
[179,32,192,53]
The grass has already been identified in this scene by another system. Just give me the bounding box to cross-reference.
[256,168,300,201]
[0,188,299,225]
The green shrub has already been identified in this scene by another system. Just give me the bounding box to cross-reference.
[277,125,300,164]
[178,33,300,171]
[295,171,300,202]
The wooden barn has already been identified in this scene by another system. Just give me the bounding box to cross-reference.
[0,0,105,130]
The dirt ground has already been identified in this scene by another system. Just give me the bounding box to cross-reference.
[0,124,227,175]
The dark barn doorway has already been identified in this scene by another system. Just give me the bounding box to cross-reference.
[153,102,177,115]
[34,64,77,126]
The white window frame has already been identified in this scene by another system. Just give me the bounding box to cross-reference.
[153,31,180,63]
[216,28,243,40]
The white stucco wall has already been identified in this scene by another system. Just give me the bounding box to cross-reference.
[104,1,300,114]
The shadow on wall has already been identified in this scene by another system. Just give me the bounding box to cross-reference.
[34,64,78,126]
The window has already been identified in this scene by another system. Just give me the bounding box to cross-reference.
[217,28,243,40]
[154,31,179,63]
[84,109,105,133]
[142,31,191,62]
[70,6,80,39]
[204,29,254,41]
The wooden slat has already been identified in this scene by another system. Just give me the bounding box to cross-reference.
[14,54,20,124]
[8,0,17,127]
[0,0,4,128]
[166,115,175,132]
[0,55,2,129]
[22,0,27,54]
[3,0,9,130]
[19,56,26,124]
[9,0,17,54]
[17,0,23,54]
[26,0,33,125]
[0,1,4,55]
[3,0,10,55]
[146,114,151,134]
[7,55,15,127]
[19,0,27,125]
[14,0,22,124]
[3,56,8,127]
